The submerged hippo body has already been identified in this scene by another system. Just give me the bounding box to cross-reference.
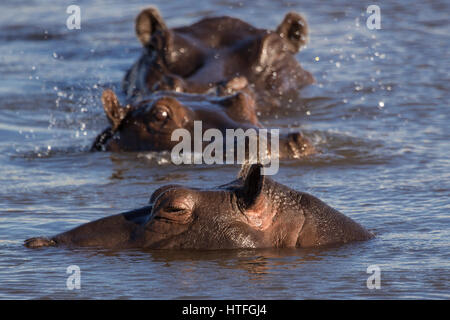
[24,164,374,250]
[123,7,314,111]
[92,89,315,159]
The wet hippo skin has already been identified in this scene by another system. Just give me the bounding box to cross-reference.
[123,7,315,111]
[24,164,374,250]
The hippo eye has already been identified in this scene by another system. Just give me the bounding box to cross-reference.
[152,193,195,224]
[155,109,168,121]
[150,106,170,124]
[162,200,192,215]
[164,206,186,213]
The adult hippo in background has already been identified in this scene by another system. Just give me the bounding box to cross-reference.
[123,7,314,112]
[91,89,315,160]
[24,164,374,249]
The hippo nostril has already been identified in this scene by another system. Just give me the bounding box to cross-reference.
[286,132,315,158]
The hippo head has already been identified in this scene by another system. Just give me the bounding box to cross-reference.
[92,89,315,159]
[92,89,260,152]
[24,164,373,250]
[124,7,314,110]
[143,163,373,249]
[143,164,289,249]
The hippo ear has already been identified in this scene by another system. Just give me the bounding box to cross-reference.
[239,164,274,230]
[101,90,129,131]
[276,12,308,52]
[135,7,168,46]
[256,33,283,67]
[240,163,265,209]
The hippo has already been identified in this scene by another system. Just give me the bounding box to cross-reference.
[123,7,314,111]
[91,89,315,160]
[24,164,374,249]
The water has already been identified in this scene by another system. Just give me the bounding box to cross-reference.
[0,0,449,299]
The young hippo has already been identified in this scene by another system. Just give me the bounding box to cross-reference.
[24,164,374,250]
[91,89,315,159]
[123,7,314,111]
